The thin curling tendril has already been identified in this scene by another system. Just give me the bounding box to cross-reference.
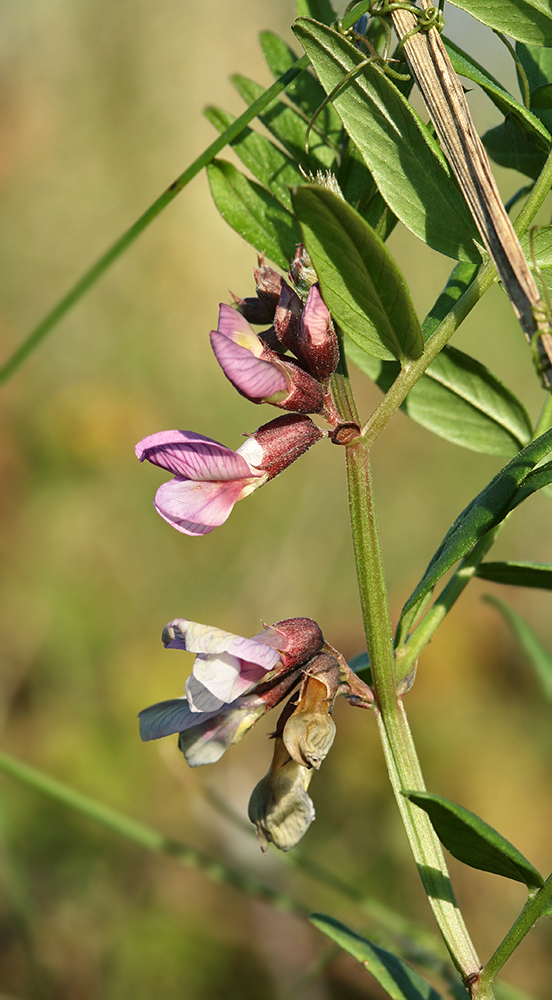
[304,0,444,154]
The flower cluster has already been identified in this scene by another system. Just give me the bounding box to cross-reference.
[135,251,343,536]
[139,616,373,851]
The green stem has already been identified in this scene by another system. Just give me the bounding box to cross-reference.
[396,387,552,673]
[360,260,497,444]
[345,439,484,988]
[395,525,502,676]
[0,750,306,916]
[361,145,552,447]
[480,875,552,989]
[514,148,552,238]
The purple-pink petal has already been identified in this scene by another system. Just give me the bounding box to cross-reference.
[210,332,287,400]
[154,476,251,535]
[301,284,331,345]
[136,429,259,481]
[217,302,258,345]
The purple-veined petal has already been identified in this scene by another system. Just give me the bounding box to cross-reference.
[210,332,287,402]
[138,697,213,740]
[136,429,259,481]
[178,701,265,766]
[190,651,273,705]
[162,619,282,669]
[154,476,258,536]
[301,284,331,345]
[185,673,227,713]
[216,303,263,355]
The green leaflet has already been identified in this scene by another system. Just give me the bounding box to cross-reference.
[204,107,303,211]
[206,160,301,268]
[399,428,552,623]
[444,37,551,144]
[347,342,532,456]
[477,560,552,590]
[483,120,549,179]
[521,225,552,268]
[484,594,552,700]
[310,915,445,1000]
[293,19,481,262]
[517,40,552,96]
[260,31,342,141]
[295,0,336,24]
[447,0,552,47]
[232,74,337,171]
[292,185,423,361]
[406,793,543,890]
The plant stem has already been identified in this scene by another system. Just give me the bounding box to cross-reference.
[480,875,552,989]
[0,750,306,916]
[345,439,484,988]
[360,260,497,444]
[513,149,552,238]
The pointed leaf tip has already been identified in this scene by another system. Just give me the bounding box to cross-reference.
[406,792,543,889]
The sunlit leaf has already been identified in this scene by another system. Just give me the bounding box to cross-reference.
[399,429,552,623]
[347,342,532,456]
[260,31,342,140]
[206,160,301,268]
[447,0,552,47]
[204,107,302,211]
[232,74,337,171]
[295,0,336,25]
[477,560,552,590]
[484,593,552,700]
[407,792,543,889]
[292,185,423,361]
[520,225,552,268]
[293,19,481,261]
[311,915,445,999]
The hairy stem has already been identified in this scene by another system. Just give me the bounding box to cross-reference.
[345,438,483,986]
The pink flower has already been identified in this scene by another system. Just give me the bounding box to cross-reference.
[210,303,325,413]
[298,284,339,383]
[138,617,325,766]
[135,415,326,536]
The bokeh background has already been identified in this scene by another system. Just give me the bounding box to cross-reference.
[1,1,552,997]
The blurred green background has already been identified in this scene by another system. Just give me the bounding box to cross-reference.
[1,1,552,997]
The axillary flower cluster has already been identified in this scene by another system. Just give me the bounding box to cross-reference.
[137,250,371,851]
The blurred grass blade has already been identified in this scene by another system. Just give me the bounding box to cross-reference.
[483,593,552,700]
[293,19,481,262]
[0,750,307,916]
[446,0,552,47]
[204,107,303,211]
[399,429,552,626]
[206,160,301,267]
[292,185,424,361]
[444,37,551,143]
[310,915,445,999]
[477,561,552,590]
[232,74,337,170]
[347,342,532,456]
[0,56,312,386]
[406,792,543,889]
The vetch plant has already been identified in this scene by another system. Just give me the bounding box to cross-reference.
[3,0,552,997]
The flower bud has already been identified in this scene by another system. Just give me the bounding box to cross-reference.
[273,281,303,355]
[290,245,318,299]
[248,736,315,852]
[298,284,339,383]
[211,304,325,413]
